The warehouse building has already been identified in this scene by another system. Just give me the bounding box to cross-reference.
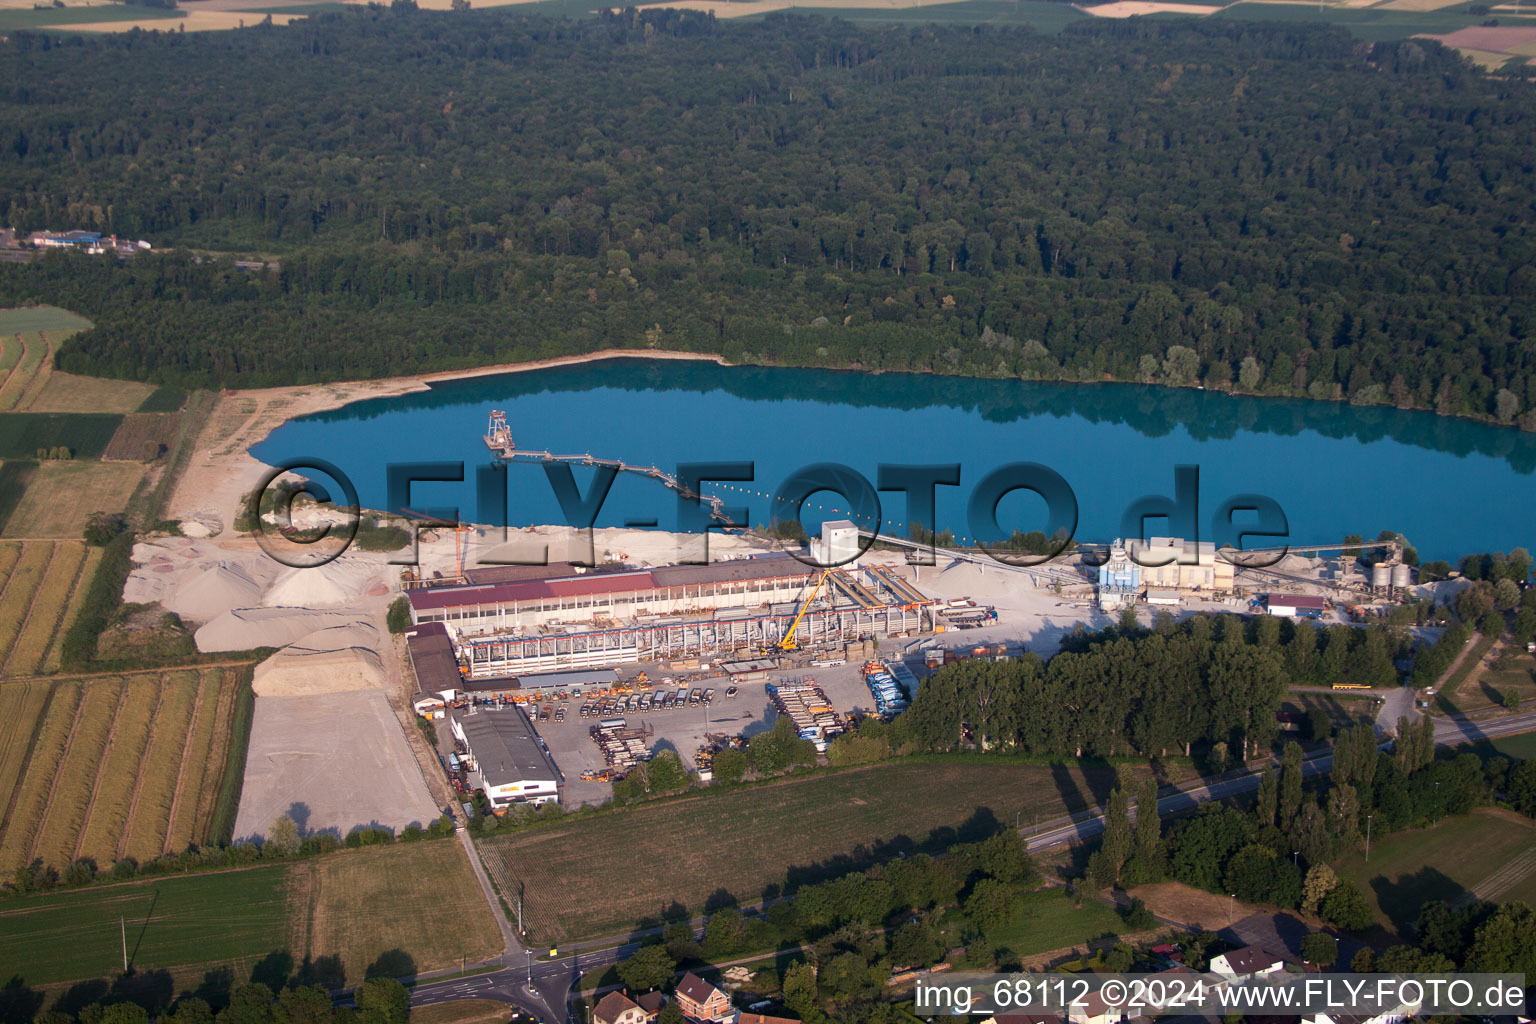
[1265,593,1327,618]
[449,706,561,808]
[408,553,824,635]
[407,551,934,674]
[1129,536,1235,594]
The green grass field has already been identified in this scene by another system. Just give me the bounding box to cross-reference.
[293,842,504,983]
[0,307,92,335]
[984,887,1129,959]
[1449,730,1536,762]
[1452,649,1536,713]
[0,5,182,30]
[1436,631,1498,713]
[0,460,144,538]
[479,758,1131,944]
[0,461,38,533]
[1334,808,1536,937]
[0,866,291,988]
[137,386,189,414]
[0,413,122,460]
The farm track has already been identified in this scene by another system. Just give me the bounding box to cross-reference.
[0,542,21,591]
[0,540,57,677]
[0,334,20,383]
[162,672,215,854]
[2,658,259,686]
[0,684,56,839]
[0,540,31,613]
[22,685,90,865]
[40,545,96,674]
[116,674,170,861]
[192,670,238,839]
[0,334,34,410]
[14,334,53,411]
[68,679,134,863]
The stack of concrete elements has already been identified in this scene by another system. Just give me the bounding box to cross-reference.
[768,679,844,751]
[843,637,876,662]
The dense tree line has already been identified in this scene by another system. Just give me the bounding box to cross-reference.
[607,829,1035,1024]
[7,975,409,1024]
[0,9,1530,420]
[887,612,1408,761]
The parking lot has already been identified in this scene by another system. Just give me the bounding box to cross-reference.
[499,651,927,807]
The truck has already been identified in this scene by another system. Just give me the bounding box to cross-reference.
[599,717,626,731]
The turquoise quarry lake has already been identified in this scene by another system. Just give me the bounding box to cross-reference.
[251,359,1536,564]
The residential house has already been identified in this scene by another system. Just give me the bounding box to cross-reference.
[1065,992,1131,1024]
[636,992,667,1022]
[1209,945,1285,984]
[593,991,647,1024]
[1304,1011,1414,1024]
[980,1014,1062,1024]
[735,1013,801,1024]
[675,972,733,1023]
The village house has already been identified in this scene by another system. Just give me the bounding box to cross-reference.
[592,991,647,1024]
[675,971,733,1022]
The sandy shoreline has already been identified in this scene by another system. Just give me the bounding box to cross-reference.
[165,348,730,534]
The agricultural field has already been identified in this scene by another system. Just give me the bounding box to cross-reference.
[0,3,182,30]
[0,333,49,410]
[0,306,93,335]
[0,461,35,532]
[0,460,143,538]
[0,864,291,989]
[30,372,157,415]
[102,412,185,462]
[478,759,1132,943]
[0,540,94,677]
[0,836,492,990]
[1334,808,1536,937]
[0,412,122,460]
[290,842,503,982]
[0,667,251,877]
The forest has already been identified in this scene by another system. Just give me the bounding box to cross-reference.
[884,610,1410,762]
[0,7,1531,422]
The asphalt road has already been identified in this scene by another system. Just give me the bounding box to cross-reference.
[406,708,1536,1021]
[1024,708,1536,852]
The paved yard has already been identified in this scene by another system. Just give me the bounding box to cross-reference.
[234,690,443,841]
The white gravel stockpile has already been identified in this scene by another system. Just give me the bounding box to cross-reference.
[252,621,387,696]
[195,606,364,652]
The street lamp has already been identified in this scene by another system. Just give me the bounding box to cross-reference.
[1228,893,1235,924]
[1365,814,1373,862]
[1293,850,1299,867]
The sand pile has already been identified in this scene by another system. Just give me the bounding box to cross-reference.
[1274,553,1320,574]
[166,562,267,620]
[261,556,381,608]
[252,620,386,696]
[195,606,363,652]
[125,539,276,617]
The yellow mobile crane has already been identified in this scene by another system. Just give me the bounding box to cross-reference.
[774,568,833,653]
